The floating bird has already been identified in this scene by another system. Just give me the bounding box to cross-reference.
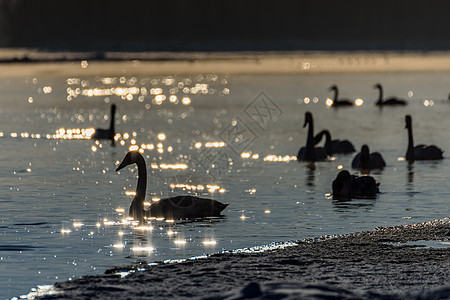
[405,115,443,162]
[328,85,353,107]
[332,170,380,200]
[116,151,229,221]
[92,104,116,141]
[374,83,407,106]
[351,145,386,170]
[297,112,328,161]
[314,129,355,155]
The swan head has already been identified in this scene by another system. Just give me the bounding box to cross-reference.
[405,115,412,128]
[373,83,382,90]
[116,151,142,171]
[328,85,338,92]
[303,111,313,127]
[361,145,370,157]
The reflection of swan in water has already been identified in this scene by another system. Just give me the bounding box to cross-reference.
[297,112,328,162]
[328,85,353,107]
[92,104,116,141]
[332,170,380,200]
[405,115,443,162]
[374,83,407,106]
[116,151,229,221]
[314,130,355,155]
[351,145,386,170]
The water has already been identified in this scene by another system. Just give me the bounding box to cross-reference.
[1,64,450,299]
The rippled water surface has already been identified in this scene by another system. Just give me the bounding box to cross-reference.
[1,65,450,298]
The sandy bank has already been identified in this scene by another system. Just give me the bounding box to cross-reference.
[31,218,450,299]
[2,50,450,77]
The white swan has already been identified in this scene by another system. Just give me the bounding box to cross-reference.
[405,115,443,162]
[297,112,328,161]
[116,151,229,221]
[92,104,116,141]
[374,84,407,106]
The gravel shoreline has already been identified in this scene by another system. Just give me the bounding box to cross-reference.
[31,218,450,299]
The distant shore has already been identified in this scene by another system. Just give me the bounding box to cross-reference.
[2,50,450,77]
[31,218,450,299]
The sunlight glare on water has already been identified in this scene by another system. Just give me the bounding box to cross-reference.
[1,67,450,298]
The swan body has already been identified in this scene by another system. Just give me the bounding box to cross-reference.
[297,112,328,161]
[374,84,407,106]
[314,130,355,155]
[92,104,116,140]
[405,115,443,161]
[351,145,386,170]
[116,151,229,221]
[328,85,353,107]
[332,170,380,200]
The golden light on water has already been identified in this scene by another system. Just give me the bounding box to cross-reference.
[326,98,334,107]
[61,229,72,234]
[157,133,166,140]
[159,163,188,170]
[265,210,271,214]
[202,240,217,246]
[263,155,297,162]
[398,157,406,162]
[134,226,153,231]
[337,165,344,169]
[125,191,136,196]
[174,240,187,245]
[355,98,364,106]
[424,99,435,107]
[182,97,191,105]
[115,208,125,213]
[73,222,84,228]
[113,243,125,248]
[132,246,154,252]
[205,141,225,148]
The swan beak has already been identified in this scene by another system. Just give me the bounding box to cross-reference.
[115,161,128,172]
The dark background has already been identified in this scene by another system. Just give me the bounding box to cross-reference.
[1,0,449,52]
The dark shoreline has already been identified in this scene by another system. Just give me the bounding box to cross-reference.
[32,218,450,299]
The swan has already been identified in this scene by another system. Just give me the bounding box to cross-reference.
[328,85,353,107]
[314,130,355,155]
[405,115,443,161]
[332,170,380,200]
[351,145,386,170]
[374,84,407,106]
[92,104,116,141]
[297,112,328,161]
[115,151,229,221]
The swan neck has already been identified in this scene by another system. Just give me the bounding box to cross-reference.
[332,88,338,101]
[376,86,383,104]
[323,131,332,154]
[136,156,147,199]
[109,108,115,134]
[306,119,314,149]
[406,123,414,160]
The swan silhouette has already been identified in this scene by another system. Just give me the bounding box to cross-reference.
[314,130,355,155]
[351,145,386,170]
[116,151,229,221]
[297,112,328,161]
[332,170,380,200]
[405,115,443,162]
[92,104,116,141]
[374,84,407,106]
[328,85,353,107]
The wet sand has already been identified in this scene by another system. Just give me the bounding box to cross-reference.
[2,50,450,77]
[34,218,450,299]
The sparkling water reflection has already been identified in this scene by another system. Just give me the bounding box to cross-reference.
[1,69,450,298]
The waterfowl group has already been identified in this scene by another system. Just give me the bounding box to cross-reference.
[116,151,229,221]
[332,170,380,200]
